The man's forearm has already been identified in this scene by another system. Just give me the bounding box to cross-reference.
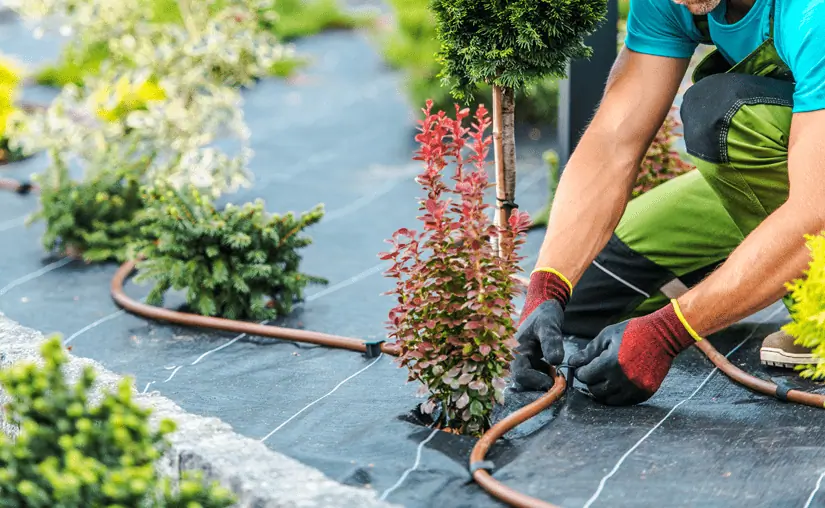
[678,202,824,336]
[534,127,640,285]
[529,48,688,285]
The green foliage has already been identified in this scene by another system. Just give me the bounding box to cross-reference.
[147,0,368,40]
[430,0,607,100]
[33,43,111,89]
[782,234,825,380]
[618,0,630,22]
[263,0,372,41]
[526,149,560,230]
[35,0,366,87]
[0,335,236,507]
[132,185,327,321]
[29,160,147,263]
[380,0,559,124]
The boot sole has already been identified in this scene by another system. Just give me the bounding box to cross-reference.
[760,347,823,369]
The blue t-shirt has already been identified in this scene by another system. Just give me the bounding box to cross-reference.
[625,0,825,113]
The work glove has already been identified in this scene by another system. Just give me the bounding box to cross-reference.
[568,300,702,405]
[510,268,572,392]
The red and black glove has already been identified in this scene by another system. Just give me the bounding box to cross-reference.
[568,300,702,405]
[510,269,572,392]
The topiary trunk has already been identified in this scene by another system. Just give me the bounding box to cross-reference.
[492,85,517,255]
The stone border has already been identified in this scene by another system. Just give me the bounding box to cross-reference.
[0,314,397,508]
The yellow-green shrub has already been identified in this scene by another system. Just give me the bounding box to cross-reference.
[782,233,825,380]
[0,57,21,139]
[0,335,236,507]
[0,55,22,163]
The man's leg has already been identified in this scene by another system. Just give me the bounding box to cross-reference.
[678,72,816,368]
[562,168,743,338]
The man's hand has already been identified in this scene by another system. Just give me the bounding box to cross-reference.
[510,269,571,392]
[568,300,700,405]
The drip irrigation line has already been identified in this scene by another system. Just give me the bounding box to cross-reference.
[4,179,825,508]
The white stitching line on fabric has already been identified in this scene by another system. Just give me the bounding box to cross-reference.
[591,259,651,298]
[803,471,825,508]
[0,257,73,297]
[258,353,384,443]
[64,309,127,345]
[582,304,786,508]
[161,261,388,383]
[378,428,439,501]
[719,96,792,164]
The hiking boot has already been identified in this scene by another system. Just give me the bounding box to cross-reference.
[760,329,822,368]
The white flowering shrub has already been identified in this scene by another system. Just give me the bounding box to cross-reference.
[7,69,252,197]
[1,0,296,261]
[6,0,292,88]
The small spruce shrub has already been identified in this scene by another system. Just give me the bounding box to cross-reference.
[132,185,327,321]
[633,106,694,197]
[0,335,236,507]
[782,233,825,380]
[30,163,146,263]
[380,101,531,436]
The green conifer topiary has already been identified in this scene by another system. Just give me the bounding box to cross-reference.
[0,335,236,507]
[132,185,327,321]
[429,0,606,238]
[379,0,560,126]
[430,0,606,102]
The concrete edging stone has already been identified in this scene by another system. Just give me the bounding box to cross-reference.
[0,313,398,508]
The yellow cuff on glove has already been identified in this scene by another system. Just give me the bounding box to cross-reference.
[671,299,704,342]
[531,267,573,295]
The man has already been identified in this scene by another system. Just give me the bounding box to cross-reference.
[511,0,825,405]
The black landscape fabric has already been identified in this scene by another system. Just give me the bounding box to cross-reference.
[2,9,825,508]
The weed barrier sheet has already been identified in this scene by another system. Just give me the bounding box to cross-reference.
[2,10,825,508]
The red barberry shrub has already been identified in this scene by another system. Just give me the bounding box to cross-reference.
[380,100,531,436]
[633,106,694,197]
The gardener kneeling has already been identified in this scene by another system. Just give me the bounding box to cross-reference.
[511,0,825,405]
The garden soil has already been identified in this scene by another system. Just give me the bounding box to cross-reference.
[2,7,825,508]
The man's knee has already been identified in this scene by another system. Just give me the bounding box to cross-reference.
[680,73,794,164]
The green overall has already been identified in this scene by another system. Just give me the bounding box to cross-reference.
[562,1,795,338]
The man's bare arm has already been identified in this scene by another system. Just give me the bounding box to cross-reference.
[679,109,825,335]
[535,48,689,285]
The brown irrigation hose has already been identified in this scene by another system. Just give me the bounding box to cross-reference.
[112,258,569,507]
[4,179,825,507]
[694,339,825,409]
[469,368,567,508]
[111,260,399,355]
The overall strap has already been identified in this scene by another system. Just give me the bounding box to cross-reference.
[693,14,711,43]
